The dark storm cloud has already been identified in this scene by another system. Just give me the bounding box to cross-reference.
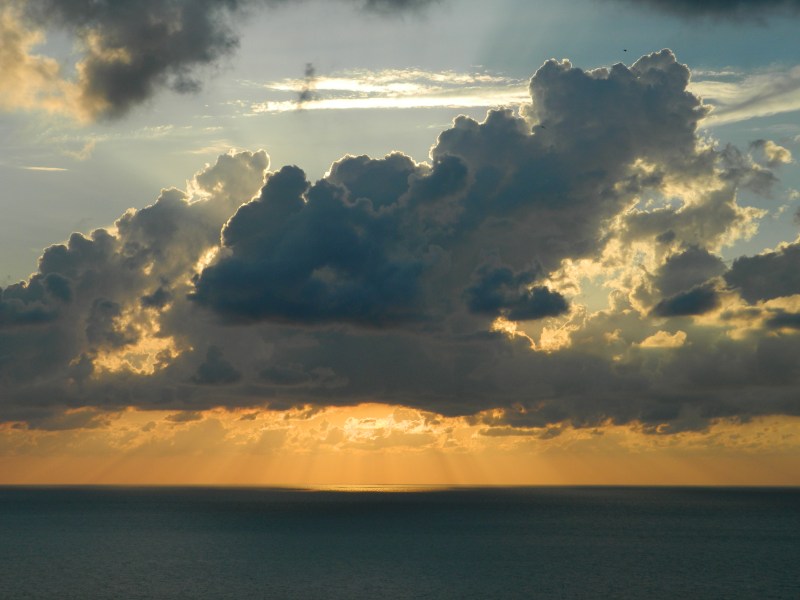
[464,264,569,321]
[0,149,269,421]
[0,276,63,327]
[19,0,439,120]
[765,310,800,329]
[192,346,242,385]
[3,51,800,434]
[195,50,710,330]
[192,164,427,326]
[23,0,246,119]
[652,283,720,317]
[85,298,138,349]
[140,286,172,309]
[654,247,726,297]
[725,241,800,303]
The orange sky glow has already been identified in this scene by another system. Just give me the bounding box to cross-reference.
[3,405,799,487]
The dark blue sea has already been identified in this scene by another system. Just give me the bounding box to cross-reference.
[1,486,798,599]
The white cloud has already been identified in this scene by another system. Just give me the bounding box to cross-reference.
[692,66,800,126]
[639,330,687,348]
[250,68,529,113]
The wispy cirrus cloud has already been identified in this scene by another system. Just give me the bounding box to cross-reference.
[692,66,800,126]
[249,68,529,113]
[20,165,68,171]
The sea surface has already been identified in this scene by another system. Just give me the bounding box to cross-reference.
[0,486,798,599]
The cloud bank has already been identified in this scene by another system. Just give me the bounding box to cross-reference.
[2,50,799,435]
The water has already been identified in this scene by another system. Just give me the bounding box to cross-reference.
[0,486,797,599]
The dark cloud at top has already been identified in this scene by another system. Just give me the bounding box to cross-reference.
[2,51,800,435]
[361,0,439,12]
[23,0,246,119]
[619,0,800,19]
[19,0,440,120]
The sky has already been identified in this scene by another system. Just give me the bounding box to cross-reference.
[2,0,800,486]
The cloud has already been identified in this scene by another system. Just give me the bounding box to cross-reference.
[639,329,687,348]
[749,139,792,168]
[165,410,204,423]
[0,148,269,423]
[692,67,800,126]
[20,0,249,120]
[192,161,428,326]
[10,0,441,121]
[297,62,317,107]
[765,310,800,330]
[725,240,800,303]
[3,50,800,435]
[653,247,726,298]
[0,2,82,118]
[652,283,720,317]
[620,0,800,19]
[361,0,439,13]
[192,346,242,385]
[251,68,528,113]
[464,264,569,321]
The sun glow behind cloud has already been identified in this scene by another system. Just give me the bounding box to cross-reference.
[2,405,800,486]
[3,41,800,487]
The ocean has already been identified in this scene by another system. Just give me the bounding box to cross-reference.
[0,486,797,599]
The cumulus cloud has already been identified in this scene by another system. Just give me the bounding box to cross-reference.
[639,329,687,348]
[652,283,720,317]
[3,50,800,435]
[749,139,792,168]
[192,162,428,326]
[725,241,800,303]
[653,246,726,298]
[464,264,569,321]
